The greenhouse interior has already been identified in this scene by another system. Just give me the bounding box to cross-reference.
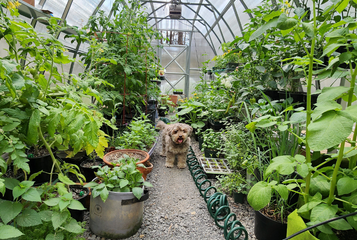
[0,0,357,239]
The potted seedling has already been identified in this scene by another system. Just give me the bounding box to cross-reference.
[85,160,152,238]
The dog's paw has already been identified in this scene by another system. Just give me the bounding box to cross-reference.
[177,163,187,169]
[165,162,174,168]
[160,152,166,157]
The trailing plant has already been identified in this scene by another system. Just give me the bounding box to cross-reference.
[85,160,153,202]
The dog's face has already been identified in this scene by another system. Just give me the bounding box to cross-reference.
[169,124,192,145]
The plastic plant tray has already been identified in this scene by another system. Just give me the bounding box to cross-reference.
[198,157,232,175]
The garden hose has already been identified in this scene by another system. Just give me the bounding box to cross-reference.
[186,146,248,240]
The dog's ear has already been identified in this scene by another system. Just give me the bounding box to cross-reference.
[188,126,193,136]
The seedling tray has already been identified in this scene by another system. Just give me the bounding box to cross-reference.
[198,157,232,175]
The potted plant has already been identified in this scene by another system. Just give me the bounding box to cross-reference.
[246,0,357,239]
[201,129,224,158]
[173,88,184,95]
[85,160,152,238]
[158,95,175,117]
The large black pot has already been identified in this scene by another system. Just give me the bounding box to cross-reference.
[208,119,225,131]
[254,210,287,240]
[69,185,90,222]
[80,158,103,182]
[28,154,57,184]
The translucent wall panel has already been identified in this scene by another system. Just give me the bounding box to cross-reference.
[40,0,67,19]
[238,0,261,30]
[66,0,102,28]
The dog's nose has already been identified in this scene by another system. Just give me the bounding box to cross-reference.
[179,135,182,137]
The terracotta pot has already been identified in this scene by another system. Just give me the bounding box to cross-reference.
[136,161,153,180]
[103,148,148,163]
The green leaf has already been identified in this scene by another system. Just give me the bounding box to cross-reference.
[59,199,70,211]
[177,107,193,115]
[22,187,41,202]
[302,22,314,38]
[132,187,143,200]
[0,201,23,224]
[58,173,75,185]
[344,104,357,122]
[39,210,53,222]
[45,232,64,240]
[317,86,349,103]
[3,122,20,131]
[52,211,68,230]
[318,232,339,240]
[274,184,289,200]
[263,10,281,22]
[310,203,337,223]
[0,225,24,239]
[337,177,357,195]
[339,51,352,63]
[99,186,109,202]
[328,218,352,230]
[63,218,84,234]
[120,179,129,188]
[13,181,34,199]
[296,163,309,178]
[44,198,61,207]
[265,155,296,176]
[287,210,319,240]
[307,111,354,151]
[249,18,279,41]
[336,0,350,13]
[68,200,86,210]
[27,109,41,145]
[247,181,272,210]
[277,14,298,30]
[312,100,342,121]
[298,201,322,214]
[322,43,346,57]
[310,176,330,197]
[16,208,42,227]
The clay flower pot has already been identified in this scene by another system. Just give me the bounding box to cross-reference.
[102,149,150,178]
[136,161,153,180]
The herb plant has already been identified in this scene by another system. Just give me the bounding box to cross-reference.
[85,160,153,202]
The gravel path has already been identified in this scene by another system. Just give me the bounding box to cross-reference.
[81,135,257,240]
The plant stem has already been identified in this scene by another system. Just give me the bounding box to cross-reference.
[38,127,61,184]
[303,0,317,204]
[327,64,357,205]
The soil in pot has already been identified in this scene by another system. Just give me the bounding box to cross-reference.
[69,185,90,222]
[102,149,149,167]
[80,158,103,182]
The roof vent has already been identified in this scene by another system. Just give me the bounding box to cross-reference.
[169,4,181,19]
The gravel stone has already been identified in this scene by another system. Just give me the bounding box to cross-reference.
[81,132,257,239]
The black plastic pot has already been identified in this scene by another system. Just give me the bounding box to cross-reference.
[28,154,56,184]
[233,191,246,204]
[254,210,287,240]
[278,91,306,104]
[262,89,280,101]
[198,136,203,150]
[204,148,222,158]
[69,185,90,222]
[80,159,103,182]
[209,119,225,131]
[158,107,167,117]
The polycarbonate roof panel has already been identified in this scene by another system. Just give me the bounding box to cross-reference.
[27,0,258,55]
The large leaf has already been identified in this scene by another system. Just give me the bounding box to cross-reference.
[16,208,42,227]
[22,187,41,202]
[310,176,330,197]
[265,155,296,176]
[27,109,41,144]
[45,232,64,240]
[68,200,86,210]
[52,211,68,230]
[312,100,342,121]
[63,218,84,234]
[177,107,193,115]
[302,22,314,38]
[310,204,337,223]
[0,201,23,224]
[0,225,24,239]
[317,86,349,103]
[337,177,357,195]
[249,18,279,41]
[132,187,143,200]
[247,181,272,210]
[277,14,298,30]
[287,210,319,240]
[307,111,354,151]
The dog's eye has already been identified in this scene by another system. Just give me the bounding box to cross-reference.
[173,130,178,134]
[183,130,186,133]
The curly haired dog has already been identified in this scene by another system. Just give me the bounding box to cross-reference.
[156,121,193,169]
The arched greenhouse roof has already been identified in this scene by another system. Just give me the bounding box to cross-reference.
[17,0,261,55]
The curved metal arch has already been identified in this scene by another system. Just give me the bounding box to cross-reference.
[144,2,222,48]
[203,0,235,41]
[150,16,216,55]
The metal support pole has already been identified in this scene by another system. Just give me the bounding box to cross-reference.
[185,31,193,97]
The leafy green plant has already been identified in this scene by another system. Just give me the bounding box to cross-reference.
[176,99,207,130]
[246,0,357,238]
[115,114,158,151]
[202,129,223,153]
[85,160,153,202]
[0,178,86,240]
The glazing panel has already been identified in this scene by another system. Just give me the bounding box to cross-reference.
[66,0,102,28]
[41,0,67,19]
